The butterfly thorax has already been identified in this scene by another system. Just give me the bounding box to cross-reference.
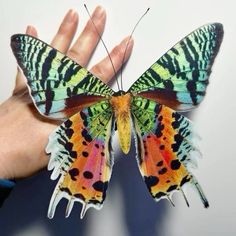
[110,92,132,154]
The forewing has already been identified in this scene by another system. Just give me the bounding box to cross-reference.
[46,100,115,219]
[129,23,223,111]
[132,96,208,207]
[11,34,114,119]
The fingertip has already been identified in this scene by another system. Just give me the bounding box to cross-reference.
[93,5,106,18]
[50,9,78,52]
[26,25,38,37]
[64,9,79,24]
[121,36,134,47]
[120,36,134,61]
[90,5,106,28]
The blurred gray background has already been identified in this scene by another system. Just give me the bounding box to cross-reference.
[0,0,235,235]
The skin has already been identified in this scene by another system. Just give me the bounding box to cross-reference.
[0,6,133,179]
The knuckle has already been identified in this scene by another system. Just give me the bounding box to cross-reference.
[57,23,69,36]
[68,49,86,66]
[111,45,122,57]
[91,64,105,77]
[111,45,123,59]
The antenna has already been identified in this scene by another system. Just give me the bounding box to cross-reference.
[120,8,150,91]
[84,4,120,91]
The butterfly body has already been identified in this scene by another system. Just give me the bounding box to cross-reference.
[11,23,223,218]
[110,92,132,154]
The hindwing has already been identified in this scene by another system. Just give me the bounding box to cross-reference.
[46,100,115,218]
[132,96,208,206]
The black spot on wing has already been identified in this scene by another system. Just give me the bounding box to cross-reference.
[65,142,73,151]
[64,119,73,127]
[160,145,165,150]
[158,167,167,175]
[70,151,77,159]
[69,168,79,181]
[180,175,191,186]
[92,181,108,202]
[167,185,178,192]
[163,80,174,90]
[155,123,165,138]
[156,160,163,167]
[81,129,93,142]
[155,192,166,199]
[65,128,74,138]
[83,171,93,179]
[80,111,88,126]
[74,193,85,201]
[172,112,182,129]
[154,104,162,114]
[171,134,183,152]
[171,159,181,170]
[82,151,89,157]
[89,199,101,205]
[92,181,108,192]
[144,176,159,191]
[60,187,72,195]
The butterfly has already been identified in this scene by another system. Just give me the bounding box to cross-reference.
[11,23,223,219]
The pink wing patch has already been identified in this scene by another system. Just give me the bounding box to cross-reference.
[46,101,115,218]
[132,96,209,207]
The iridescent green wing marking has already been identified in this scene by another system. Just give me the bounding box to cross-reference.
[46,100,115,219]
[132,96,208,206]
[129,23,223,111]
[11,34,114,119]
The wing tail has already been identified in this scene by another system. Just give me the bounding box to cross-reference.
[46,101,115,218]
[132,96,208,207]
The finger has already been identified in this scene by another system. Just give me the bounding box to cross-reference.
[68,6,106,67]
[13,26,38,95]
[90,36,134,83]
[26,25,38,38]
[51,9,78,53]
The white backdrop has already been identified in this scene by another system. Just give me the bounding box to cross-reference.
[0,0,235,235]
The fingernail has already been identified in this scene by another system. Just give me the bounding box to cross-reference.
[121,36,134,50]
[26,25,37,37]
[92,6,105,19]
[26,25,32,34]
[120,36,134,61]
[65,9,77,23]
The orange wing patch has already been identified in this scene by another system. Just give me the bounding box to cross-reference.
[132,96,209,207]
[46,101,114,219]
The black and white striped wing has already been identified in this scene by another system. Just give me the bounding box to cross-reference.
[129,23,223,111]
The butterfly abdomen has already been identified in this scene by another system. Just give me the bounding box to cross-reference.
[110,93,132,154]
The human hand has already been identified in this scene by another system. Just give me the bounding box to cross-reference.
[0,6,133,179]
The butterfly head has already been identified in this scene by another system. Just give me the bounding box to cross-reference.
[113,90,126,96]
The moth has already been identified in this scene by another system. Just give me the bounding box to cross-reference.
[11,23,223,219]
